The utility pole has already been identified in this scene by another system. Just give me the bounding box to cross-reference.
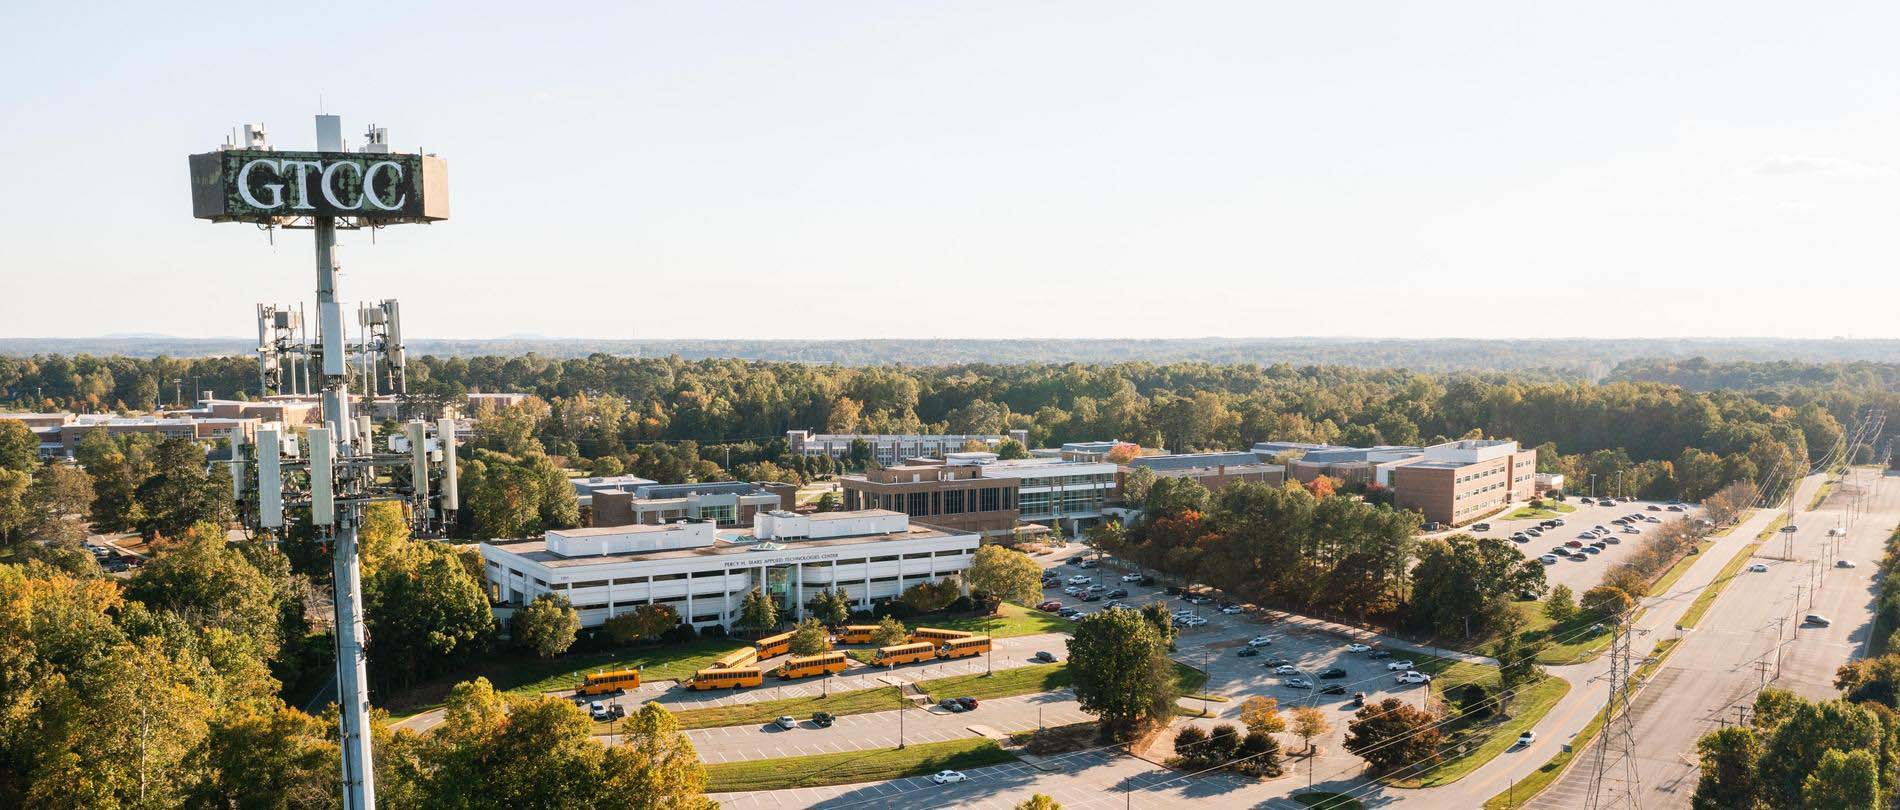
[1585,617,1642,810]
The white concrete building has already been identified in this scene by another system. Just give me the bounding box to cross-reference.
[477,510,978,630]
[787,429,1029,467]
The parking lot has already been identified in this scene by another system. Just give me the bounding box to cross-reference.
[1033,551,1483,775]
[1425,497,1702,595]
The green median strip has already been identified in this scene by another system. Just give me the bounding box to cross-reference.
[1294,792,1366,810]
[659,685,903,731]
[1679,514,1785,630]
[704,738,1017,793]
[1388,674,1569,788]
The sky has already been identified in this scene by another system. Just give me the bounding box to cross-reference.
[2,1,1897,341]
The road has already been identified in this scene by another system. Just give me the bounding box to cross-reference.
[1524,467,1895,809]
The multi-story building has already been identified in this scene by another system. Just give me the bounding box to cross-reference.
[963,455,1117,534]
[1255,443,1425,489]
[840,463,1021,537]
[591,481,796,528]
[1389,440,1538,525]
[18,414,260,459]
[478,510,978,629]
[1124,451,1285,494]
[786,429,1029,467]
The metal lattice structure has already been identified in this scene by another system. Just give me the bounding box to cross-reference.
[1585,619,1643,810]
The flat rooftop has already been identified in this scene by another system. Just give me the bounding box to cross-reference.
[488,520,959,568]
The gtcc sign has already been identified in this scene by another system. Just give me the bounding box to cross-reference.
[189,150,449,224]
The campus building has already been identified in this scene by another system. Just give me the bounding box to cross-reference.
[786,429,1029,467]
[1388,440,1538,525]
[477,510,978,630]
[590,481,797,528]
[963,455,1118,533]
[5,411,261,459]
[1124,451,1285,494]
[839,463,1021,537]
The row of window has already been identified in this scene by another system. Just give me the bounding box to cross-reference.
[854,487,1015,517]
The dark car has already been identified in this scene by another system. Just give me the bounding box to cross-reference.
[1647,504,1662,511]
[1139,575,1157,586]
[1318,668,1347,679]
[1320,685,1347,695]
[1237,647,1260,658]
[1106,589,1129,599]
[1037,600,1063,612]
[1165,585,1185,596]
[956,697,979,711]
[1368,650,1395,659]
[1031,651,1057,663]
[1472,523,1491,532]
[812,711,834,727]
[1081,592,1102,602]
[1351,692,1367,707]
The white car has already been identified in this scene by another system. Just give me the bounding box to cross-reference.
[1062,586,1084,595]
[1386,660,1415,671]
[1066,575,1091,585]
[1345,643,1372,653]
[775,715,796,730]
[1183,617,1209,627]
[931,770,967,785]
[1283,677,1313,689]
[1517,731,1536,746]
[1539,555,1559,564]
[1747,563,1768,573]
[1273,664,1299,675]
[1248,636,1275,647]
[1221,605,1245,615]
[1121,573,1144,582]
[1396,671,1432,684]
[589,702,610,721]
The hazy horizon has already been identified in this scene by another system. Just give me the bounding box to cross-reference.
[4,1,1897,341]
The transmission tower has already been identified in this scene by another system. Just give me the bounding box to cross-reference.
[1585,618,1643,809]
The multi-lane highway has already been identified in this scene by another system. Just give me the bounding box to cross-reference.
[1524,467,1895,809]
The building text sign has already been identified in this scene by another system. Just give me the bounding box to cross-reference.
[189,150,448,224]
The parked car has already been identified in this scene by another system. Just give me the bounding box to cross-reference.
[1121,572,1144,582]
[1565,540,1583,548]
[1248,636,1275,647]
[1037,600,1063,612]
[1066,575,1091,585]
[1472,522,1492,532]
[1396,671,1432,684]
[1139,575,1157,586]
[775,715,797,729]
[931,770,968,785]
[1086,583,1107,593]
[1031,651,1058,664]
[1273,664,1300,675]
[1075,559,1097,569]
[1583,546,1602,555]
[1237,647,1260,658]
[1368,650,1394,659]
[1320,684,1347,695]
[1667,505,1684,512]
[1062,586,1084,596]
[1081,592,1102,602]
[1540,554,1560,564]
[1351,692,1367,708]
[1580,497,1595,505]
[1106,588,1129,599]
[1510,533,1530,543]
[938,698,965,712]
[1345,643,1373,653]
[956,697,979,711]
[1648,504,1662,511]
[1283,677,1313,689]
[812,711,834,727]
[1220,605,1245,615]
[1386,660,1415,671]
[1569,553,1589,562]
[589,702,612,721]
[1165,586,1185,595]
[1319,668,1347,679]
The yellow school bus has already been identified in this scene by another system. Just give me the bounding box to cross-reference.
[755,631,796,659]
[936,635,991,660]
[909,627,974,645]
[689,666,764,690]
[872,641,937,666]
[778,652,849,679]
[711,647,760,671]
[576,668,641,696]
[838,625,882,644]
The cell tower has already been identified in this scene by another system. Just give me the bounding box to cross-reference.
[1585,618,1642,809]
[190,114,453,810]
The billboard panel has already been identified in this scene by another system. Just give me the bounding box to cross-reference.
[189,150,448,224]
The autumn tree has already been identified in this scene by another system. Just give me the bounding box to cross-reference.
[512,593,580,658]
[196,706,339,809]
[1239,695,1286,735]
[1014,794,1062,810]
[0,420,36,473]
[1544,584,1577,624]
[965,544,1041,608]
[1691,726,1760,810]
[1579,585,1635,622]
[1801,748,1879,810]
[1345,698,1442,773]
[124,521,289,660]
[1290,706,1331,755]
[133,436,235,538]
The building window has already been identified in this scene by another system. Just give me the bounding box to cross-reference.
[980,488,1001,512]
[944,489,964,513]
[906,492,930,517]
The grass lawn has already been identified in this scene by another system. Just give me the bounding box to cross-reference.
[659,685,904,730]
[704,738,1016,793]
[1809,480,1835,512]
[383,636,750,717]
[918,663,1070,702]
[1293,793,1364,810]
[919,602,1075,638]
[1506,502,1577,520]
[1482,638,1679,809]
